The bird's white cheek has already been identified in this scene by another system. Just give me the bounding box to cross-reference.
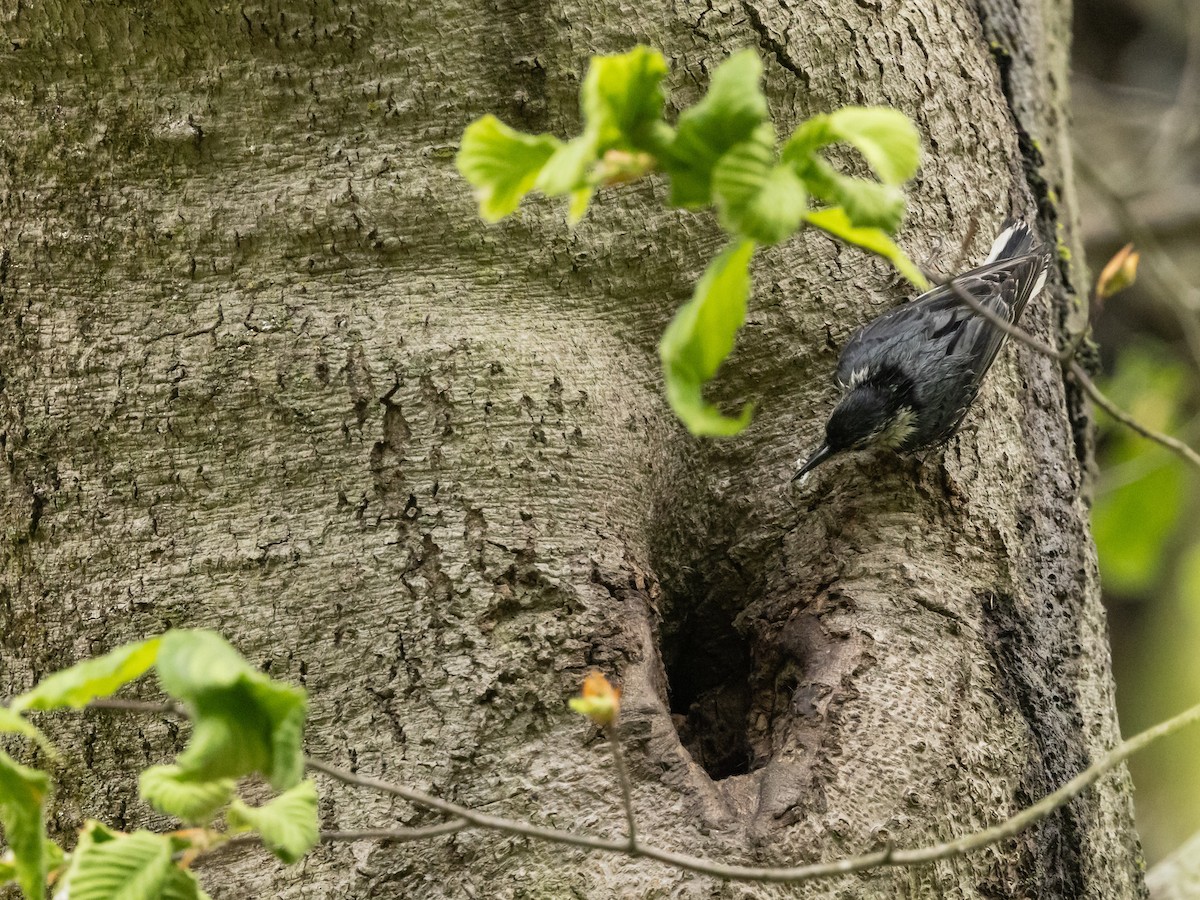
[876,408,918,449]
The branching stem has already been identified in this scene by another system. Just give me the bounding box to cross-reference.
[932,270,1200,473]
[304,699,1200,884]
[604,723,638,851]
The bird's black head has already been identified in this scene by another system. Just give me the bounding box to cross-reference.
[793,383,917,481]
[826,384,912,452]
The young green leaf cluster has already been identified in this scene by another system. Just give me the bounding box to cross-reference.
[0,631,318,899]
[456,46,927,435]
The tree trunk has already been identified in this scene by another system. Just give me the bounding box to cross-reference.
[0,0,1145,897]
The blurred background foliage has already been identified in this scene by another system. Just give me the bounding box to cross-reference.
[1074,0,1200,864]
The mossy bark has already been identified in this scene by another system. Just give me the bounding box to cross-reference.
[0,0,1143,897]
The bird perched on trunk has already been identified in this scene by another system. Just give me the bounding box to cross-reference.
[793,219,1052,482]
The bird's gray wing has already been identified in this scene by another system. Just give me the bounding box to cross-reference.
[835,250,1050,390]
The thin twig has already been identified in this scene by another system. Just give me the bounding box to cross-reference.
[305,757,629,855]
[1075,152,1200,367]
[1146,2,1200,189]
[76,643,1200,882]
[86,698,186,717]
[80,639,1200,883]
[604,723,638,851]
[930,269,1069,361]
[1071,361,1200,469]
[193,821,472,867]
[320,822,469,843]
[306,697,1200,884]
[934,269,1200,473]
[1075,155,1200,308]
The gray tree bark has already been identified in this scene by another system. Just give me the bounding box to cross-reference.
[0,0,1145,898]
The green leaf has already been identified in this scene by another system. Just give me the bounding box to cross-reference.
[156,630,307,790]
[456,115,562,222]
[712,124,807,244]
[62,829,174,900]
[784,106,920,185]
[580,45,669,151]
[660,240,757,436]
[828,107,921,184]
[801,159,906,231]
[460,47,669,223]
[567,187,594,225]
[534,134,600,197]
[536,47,669,202]
[1093,344,1189,595]
[44,838,64,868]
[58,822,196,900]
[56,820,115,892]
[0,842,57,892]
[227,780,319,864]
[264,697,307,790]
[823,177,905,231]
[72,819,120,848]
[664,379,755,437]
[11,638,161,713]
[0,708,54,759]
[159,867,212,900]
[0,749,48,900]
[1094,453,1184,594]
[784,107,919,234]
[664,50,769,207]
[139,765,235,824]
[805,207,929,289]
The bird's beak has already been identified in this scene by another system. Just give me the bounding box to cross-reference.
[791,443,834,482]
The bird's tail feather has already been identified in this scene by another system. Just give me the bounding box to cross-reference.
[984,219,1038,263]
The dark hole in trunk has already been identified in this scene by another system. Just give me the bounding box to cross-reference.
[661,588,754,780]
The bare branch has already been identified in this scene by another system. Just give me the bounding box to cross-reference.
[320,822,469,843]
[933,269,1200,473]
[78,604,1200,884]
[87,698,187,717]
[305,757,631,855]
[1075,155,1200,309]
[1074,153,1200,368]
[75,634,1200,883]
[306,698,1200,884]
[1070,361,1200,470]
[193,821,472,868]
[1146,2,1200,186]
[931,270,1067,361]
[604,723,638,851]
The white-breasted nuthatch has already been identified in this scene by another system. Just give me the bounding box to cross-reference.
[793,219,1052,481]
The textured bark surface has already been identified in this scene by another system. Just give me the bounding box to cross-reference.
[0,0,1145,898]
